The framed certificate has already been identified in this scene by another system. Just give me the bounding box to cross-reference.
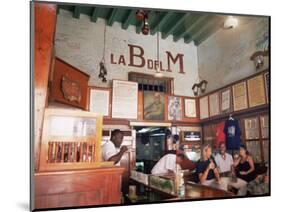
[184,98,197,118]
[89,87,110,117]
[264,72,269,103]
[112,80,138,119]
[209,92,220,117]
[232,81,248,111]
[168,96,183,121]
[199,96,209,119]
[221,88,232,113]
[247,75,266,108]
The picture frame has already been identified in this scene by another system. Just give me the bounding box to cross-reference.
[247,74,266,108]
[143,91,165,121]
[184,98,197,118]
[232,81,248,111]
[220,88,232,114]
[209,92,220,117]
[168,96,183,121]
[88,87,111,117]
[199,96,209,119]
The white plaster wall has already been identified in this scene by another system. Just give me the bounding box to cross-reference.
[55,9,199,97]
[197,16,269,93]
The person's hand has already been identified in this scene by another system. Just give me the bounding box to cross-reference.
[239,171,247,175]
[216,178,221,184]
[208,161,215,170]
[120,146,128,153]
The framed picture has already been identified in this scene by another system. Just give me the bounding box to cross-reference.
[264,72,269,103]
[184,98,197,118]
[232,81,248,111]
[199,96,209,119]
[247,75,266,108]
[209,92,220,117]
[112,80,138,119]
[168,96,183,121]
[221,88,232,113]
[143,91,165,120]
[88,87,110,117]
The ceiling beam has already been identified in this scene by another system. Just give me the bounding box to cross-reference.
[161,13,191,39]
[91,7,99,22]
[150,12,173,35]
[107,8,119,26]
[193,17,224,45]
[122,10,135,30]
[173,15,208,42]
[73,6,80,19]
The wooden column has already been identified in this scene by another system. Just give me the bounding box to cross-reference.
[34,2,57,171]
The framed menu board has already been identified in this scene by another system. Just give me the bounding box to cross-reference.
[89,88,110,117]
[221,88,232,113]
[247,75,266,108]
[199,96,209,119]
[232,81,248,111]
[184,98,197,118]
[209,92,220,117]
[112,80,138,119]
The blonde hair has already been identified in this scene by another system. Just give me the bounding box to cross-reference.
[201,144,212,159]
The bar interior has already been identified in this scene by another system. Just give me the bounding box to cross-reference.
[32,2,270,210]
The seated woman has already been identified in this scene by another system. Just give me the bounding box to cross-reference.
[196,144,227,191]
[228,144,257,196]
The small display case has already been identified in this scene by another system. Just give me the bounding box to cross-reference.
[38,108,111,171]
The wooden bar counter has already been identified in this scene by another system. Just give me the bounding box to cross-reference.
[35,167,124,209]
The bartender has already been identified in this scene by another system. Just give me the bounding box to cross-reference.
[102,129,128,165]
[151,152,184,175]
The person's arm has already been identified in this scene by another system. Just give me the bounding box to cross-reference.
[213,167,221,182]
[240,156,255,175]
[199,167,210,184]
[108,146,128,164]
[233,156,241,167]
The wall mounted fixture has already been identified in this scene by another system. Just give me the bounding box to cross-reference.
[136,10,150,35]
[192,80,208,96]
[250,50,268,70]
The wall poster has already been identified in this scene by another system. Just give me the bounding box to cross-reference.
[247,75,266,107]
[221,88,232,113]
[89,88,110,117]
[184,98,197,118]
[168,96,182,121]
[112,80,138,119]
[232,81,248,111]
[143,91,165,120]
[209,92,220,117]
[199,96,209,119]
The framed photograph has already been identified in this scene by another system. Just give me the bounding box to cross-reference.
[232,81,248,111]
[112,80,138,119]
[88,87,110,117]
[199,96,209,119]
[221,88,232,113]
[168,96,183,121]
[184,98,197,118]
[143,91,165,120]
[247,74,266,108]
[209,92,220,117]
[264,72,269,103]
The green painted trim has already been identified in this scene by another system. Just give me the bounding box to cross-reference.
[150,12,173,35]
[173,15,207,42]
[73,6,80,19]
[91,7,99,22]
[122,10,135,30]
[107,8,119,26]
[162,13,190,39]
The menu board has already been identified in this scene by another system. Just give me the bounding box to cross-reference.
[89,88,110,116]
[247,75,266,107]
[232,82,248,111]
[209,92,220,117]
[221,88,232,113]
[112,80,138,119]
[199,96,209,119]
[184,98,197,118]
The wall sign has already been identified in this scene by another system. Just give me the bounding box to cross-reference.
[199,96,209,119]
[209,92,220,117]
[89,88,110,117]
[184,98,197,118]
[221,88,232,113]
[110,44,185,74]
[112,80,138,119]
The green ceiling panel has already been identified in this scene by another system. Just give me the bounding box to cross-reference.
[57,4,225,46]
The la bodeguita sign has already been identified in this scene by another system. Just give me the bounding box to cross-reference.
[110,44,185,74]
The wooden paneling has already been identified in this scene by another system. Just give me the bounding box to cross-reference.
[50,57,90,109]
[34,2,57,171]
[35,167,124,209]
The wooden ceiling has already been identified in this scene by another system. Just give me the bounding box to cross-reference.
[57,4,227,46]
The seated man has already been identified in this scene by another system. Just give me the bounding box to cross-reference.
[196,144,227,191]
[215,142,234,175]
[151,153,184,175]
[102,129,128,165]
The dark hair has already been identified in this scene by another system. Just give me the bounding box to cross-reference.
[177,153,185,160]
[111,129,123,139]
[240,144,250,155]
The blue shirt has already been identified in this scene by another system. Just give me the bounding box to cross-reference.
[196,158,216,180]
[224,119,241,150]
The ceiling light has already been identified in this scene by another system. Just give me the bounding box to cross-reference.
[224,16,238,29]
